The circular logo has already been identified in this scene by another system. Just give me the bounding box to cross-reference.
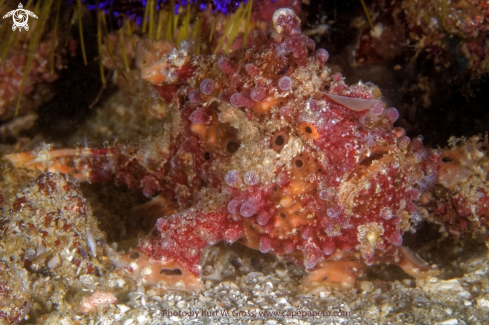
[2,3,38,32]
[13,9,29,28]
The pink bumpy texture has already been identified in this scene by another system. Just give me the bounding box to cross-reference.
[10,8,489,288]
[132,8,437,282]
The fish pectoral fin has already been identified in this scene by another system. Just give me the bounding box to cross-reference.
[302,260,365,289]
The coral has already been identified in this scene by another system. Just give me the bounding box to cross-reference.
[6,7,489,295]
[0,172,112,323]
[402,0,489,76]
[0,36,62,120]
[402,0,489,39]
[422,137,489,238]
[351,0,489,77]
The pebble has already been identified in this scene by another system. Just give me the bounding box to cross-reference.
[434,319,458,325]
[277,297,288,305]
[117,304,130,314]
[176,300,187,309]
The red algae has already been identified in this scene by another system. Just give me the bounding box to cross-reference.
[6,8,489,291]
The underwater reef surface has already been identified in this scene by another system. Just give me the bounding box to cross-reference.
[0,1,489,324]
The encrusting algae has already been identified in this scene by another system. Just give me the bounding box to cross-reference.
[1,2,489,324]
